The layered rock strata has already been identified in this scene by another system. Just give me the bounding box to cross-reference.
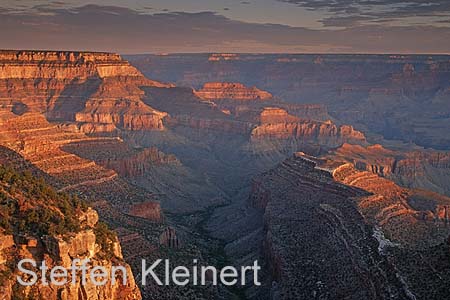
[249,154,450,299]
[249,156,409,299]
[0,50,170,132]
[329,143,450,196]
[0,159,141,300]
[194,82,272,100]
[251,108,366,146]
[0,112,163,222]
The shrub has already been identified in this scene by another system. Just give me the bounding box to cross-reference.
[94,222,117,258]
[0,165,88,237]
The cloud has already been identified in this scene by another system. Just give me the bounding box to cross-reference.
[0,4,449,53]
[321,15,375,27]
[278,0,450,27]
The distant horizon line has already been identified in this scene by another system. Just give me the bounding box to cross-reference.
[1,49,450,57]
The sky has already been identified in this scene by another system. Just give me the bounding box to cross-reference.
[0,0,449,54]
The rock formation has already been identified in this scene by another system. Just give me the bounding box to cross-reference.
[194,82,272,100]
[62,139,180,178]
[128,202,163,222]
[249,156,408,299]
[251,108,366,146]
[143,85,365,152]
[159,227,181,249]
[0,50,171,133]
[0,161,141,300]
[127,53,450,150]
[329,143,450,196]
[249,153,450,299]
[0,112,163,223]
[331,160,450,245]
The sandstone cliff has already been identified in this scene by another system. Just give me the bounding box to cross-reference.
[0,162,141,300]
[329,143,450,197]
[251,108,366,146]
[0,50,170,132]
[0,112,163,223]
[61,139,180,178]
[194,82,272,100]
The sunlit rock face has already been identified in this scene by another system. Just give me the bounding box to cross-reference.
[250,108,366,146]
[0,50,170,132]
[194,82,273,100]
[0,161,141,300]
[328,143,450,197]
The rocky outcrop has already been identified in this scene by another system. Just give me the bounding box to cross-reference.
[78,207,100,228]
[331,159,450,246]
[159,227,181,249]
[3,230,141,300]
[61,139,179,180]
[249,156,409,299]
[0,50,170,132]
[258,107,299,124]
[101,147,179,177]
[194,82,272,100]
[0,112,163,223]
[249,154,450,299]
[128,202,163,222]
[0,51,143,79]
[73,77,168,131]
[251,109,366,146]
[329,143,450,196]
[0,164,141,300]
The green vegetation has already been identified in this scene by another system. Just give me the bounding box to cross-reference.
[0,165,87,237]
[94,221,118,259]
[0,164,119,258]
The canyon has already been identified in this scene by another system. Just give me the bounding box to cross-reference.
[247,153,450,299]
[0,50,449,300]
[127,53,450,150]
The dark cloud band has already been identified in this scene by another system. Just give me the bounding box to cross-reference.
[0,4,449,53]
[279,0,450,27]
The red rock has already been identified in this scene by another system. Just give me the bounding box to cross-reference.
[128,202,162,222]
[0,50,171,132]
[194,82,272,100]
[251,108,366,146]
[101,147,179,177]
